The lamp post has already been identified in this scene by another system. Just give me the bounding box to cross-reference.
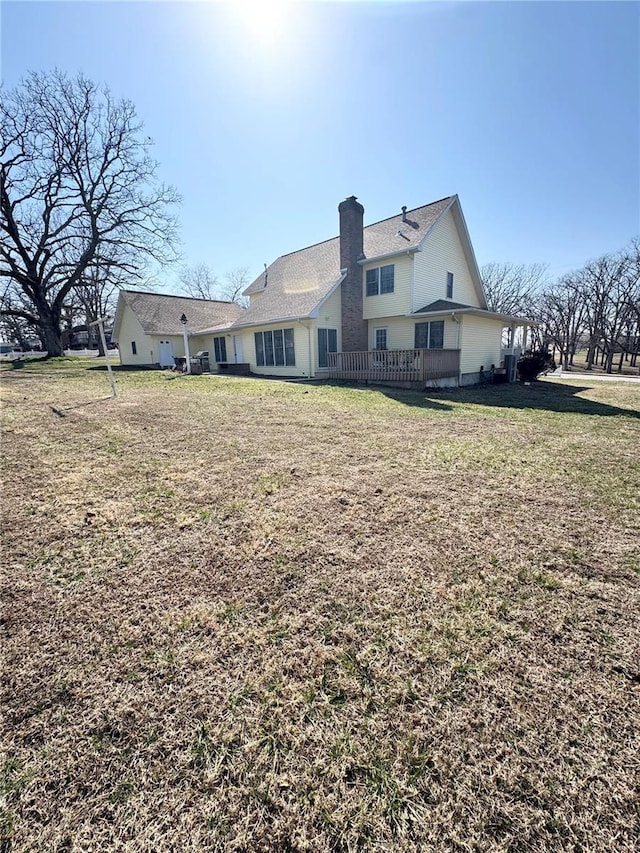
[180,313,191,374]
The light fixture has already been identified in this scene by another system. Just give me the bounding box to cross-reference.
[180,313,191,373]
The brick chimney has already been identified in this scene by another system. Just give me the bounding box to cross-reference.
[339,195,368,352]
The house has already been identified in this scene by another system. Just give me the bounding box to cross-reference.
[113,195,533,386]
[112,291,244,368]
[231,195,533,386]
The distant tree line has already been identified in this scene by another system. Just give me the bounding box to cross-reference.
[482,239,640,374]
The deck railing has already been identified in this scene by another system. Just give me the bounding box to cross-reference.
[327,348,460,384]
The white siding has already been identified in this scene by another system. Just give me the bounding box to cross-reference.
[117,307,155,366]
[413,209,481,311]
[367,316,459,351]
[362,254,412,319]
[238,322,312,378]
[313,287,342,374]
[459,315,503,375]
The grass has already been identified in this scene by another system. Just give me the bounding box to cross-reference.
[1,359,639,852]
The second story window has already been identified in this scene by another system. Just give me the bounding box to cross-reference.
[446,271,454,299]
[366,264,395,296]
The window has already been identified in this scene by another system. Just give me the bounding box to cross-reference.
[374,327,388,351]
[317,328,338,368]
[380,265,394,294]
[254,328,295,367]
[213,336,227,363]
[446,272,454,299]
[131,341,137,355]
[366,264,395,296]
[415,321,445,349]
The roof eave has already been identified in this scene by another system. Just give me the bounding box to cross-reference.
[231,313,313,330]
[409,307,536,324]
[448,198,488,307]
[191,325,236,335]
[358,246,420,266]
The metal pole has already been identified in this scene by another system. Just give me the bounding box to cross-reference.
[90,316,117,398]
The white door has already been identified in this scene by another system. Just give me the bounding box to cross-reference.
[233,335,244,364]
[158,339,174,367]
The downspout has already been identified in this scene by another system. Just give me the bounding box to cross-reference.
[409,250,416,313]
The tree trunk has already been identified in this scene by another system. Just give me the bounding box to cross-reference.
[39,311,64,357]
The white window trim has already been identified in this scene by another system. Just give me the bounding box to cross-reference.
[365,264,395,297]
[317,327,338,370]
[373,326,389,350]
[446,271,454,299]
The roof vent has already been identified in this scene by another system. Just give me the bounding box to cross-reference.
[263,262,268,288]
[401,205,408,222]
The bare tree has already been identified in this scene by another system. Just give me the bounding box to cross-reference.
[581,245,640,372]
[178,263,220,300]
[178,263,249,308]
[540,274,588,370]
[481,261,548,316]
[222,266,249,308]
[0,70,180,356]
[74,256,124,354]
[0,287,38,349]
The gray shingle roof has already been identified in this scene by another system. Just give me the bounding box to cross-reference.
[235,238,344,327]
[413,299,535,325]
[361,196,454,258]
[414,299,475,313]
[236,196,455,328]
[119,291,243,336]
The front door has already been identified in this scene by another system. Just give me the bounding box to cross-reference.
[158,339,174,367]
[233,335,244,364]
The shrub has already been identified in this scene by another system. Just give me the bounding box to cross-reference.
[517,350,555,381]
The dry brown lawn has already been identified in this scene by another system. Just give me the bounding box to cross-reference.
[1,359,639,852]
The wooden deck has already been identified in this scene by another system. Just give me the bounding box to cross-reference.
[327,348,461,387]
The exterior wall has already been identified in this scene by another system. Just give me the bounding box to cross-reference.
[117,307,155,366]
[413,209,481,311]
[202,333,234,372]
[362,253,413,320]
[150,335,189,364]
[313,287,342,375]
[366,315,459,351]
[116,302,215,367]
[459,315,503,376]
[188,336,207,356]
[236,321,312,378]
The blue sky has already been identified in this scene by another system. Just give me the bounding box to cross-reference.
[2,0,639,289]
